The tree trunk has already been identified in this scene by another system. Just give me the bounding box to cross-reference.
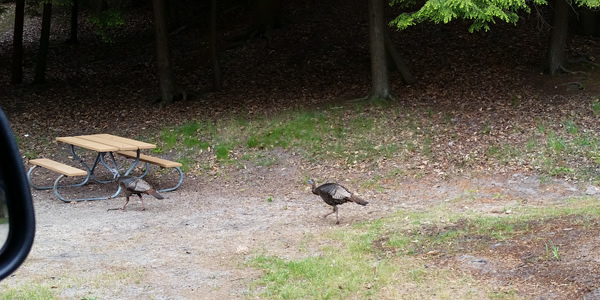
[153,0,176,107]
[545,0,570,75]
[11,0,25,84]
[211,0,222,91]
[367,0,394,101]
[384,31,416,84]
[34,2,52,84]
[68,0,79,44]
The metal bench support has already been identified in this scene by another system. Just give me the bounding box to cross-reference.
[27,159,121,202]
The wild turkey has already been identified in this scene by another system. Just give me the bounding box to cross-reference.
[115,176,164,211]
[308,179,369,224]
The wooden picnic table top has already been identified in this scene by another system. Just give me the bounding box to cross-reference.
[56,134,156,152]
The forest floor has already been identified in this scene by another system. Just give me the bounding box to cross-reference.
[2,0,600,299]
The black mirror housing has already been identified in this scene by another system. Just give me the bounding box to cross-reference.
[0,108,35,281]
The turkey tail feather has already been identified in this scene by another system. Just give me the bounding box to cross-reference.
[350,195,368,206]
[148,189,164,199]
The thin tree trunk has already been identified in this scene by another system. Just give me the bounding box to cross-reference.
[34,2,52,84]
[11,0,25,84]
[153,0,176,107]
[68,0,79,44]
[384,31,416,84]
[545,0,570,75]
[211,0,222,91]
[367,0,394,101]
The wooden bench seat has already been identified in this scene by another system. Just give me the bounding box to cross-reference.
[116,151,182,168]
[29,158,87,177]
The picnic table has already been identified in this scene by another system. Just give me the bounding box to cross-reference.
[27,134,183,202]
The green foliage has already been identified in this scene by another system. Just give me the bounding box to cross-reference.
[389,0,547,32]
[88,8,125,42]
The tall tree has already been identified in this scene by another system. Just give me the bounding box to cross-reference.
[391,0,600,76]
[545,0,570,75]
[11,0,25,84]
[211,0,222,91]
[68,0,79,44]
[153,0,176,107]
[367,0,394,101]
[34,1,53,84]
[544,0,600,74]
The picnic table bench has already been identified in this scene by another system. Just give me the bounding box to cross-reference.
[27,134,183,202]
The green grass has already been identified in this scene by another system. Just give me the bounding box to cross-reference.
[592,99,600,115]
[215,144,231,161]
[143,102,600,182]
[152,107,416,171]
[249,253,382,299]
[247,197,600,299]
[0,284,56,300]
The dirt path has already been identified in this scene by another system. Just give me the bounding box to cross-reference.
[1,163,596,299]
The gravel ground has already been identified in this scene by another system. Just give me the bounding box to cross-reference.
[2,160,596,299]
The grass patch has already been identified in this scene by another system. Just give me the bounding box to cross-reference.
[215,144,231,161]
[0,284,56,300]
[153,107,423,170]
[249,253,383,299]
[146,103,600,182]
[248,197,600,299]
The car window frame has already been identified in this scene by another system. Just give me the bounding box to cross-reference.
[0,108,36,281]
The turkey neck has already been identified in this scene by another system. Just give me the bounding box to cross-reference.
[309,181,319,195]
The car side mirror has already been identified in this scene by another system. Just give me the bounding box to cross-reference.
[0,107,35,281]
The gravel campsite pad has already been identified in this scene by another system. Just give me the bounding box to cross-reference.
[4,156,600,299]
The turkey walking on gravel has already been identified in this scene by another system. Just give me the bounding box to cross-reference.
[307,179,369,224]
[109,169,164,211]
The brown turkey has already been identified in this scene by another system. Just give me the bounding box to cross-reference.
[308,179,369,224]
[115,176,164,211]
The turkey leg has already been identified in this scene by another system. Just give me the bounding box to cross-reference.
[138,194,145,211]
[122,195,130,210]
[323,206,340,224]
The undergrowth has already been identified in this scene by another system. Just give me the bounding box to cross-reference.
[152,99,600,183]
